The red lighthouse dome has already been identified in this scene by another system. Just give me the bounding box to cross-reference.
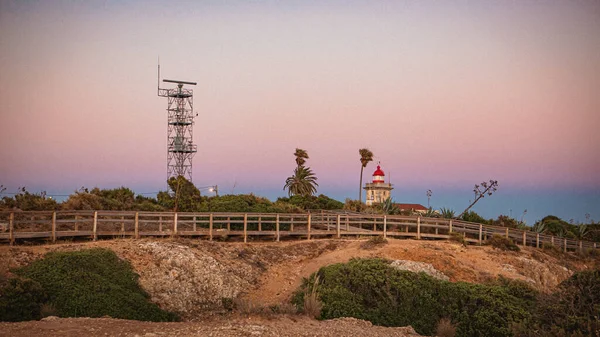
[372,165,385,183]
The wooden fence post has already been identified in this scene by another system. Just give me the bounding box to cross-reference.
[243,213,248,243]
[75,215,79,231]
[290,216,294,232]
[159,215,162,232]
[383,216,387,239]
[93,211,98,241]
[258,216,262,232]
[121,216,125,233]
[307,213,311,240]
[373,218,377,232]
[505,227,509,239]
[579,241,583,252]
[336,215,341,239]
[449,219,453,234]
[9,212,14,246]
[227,217,230,231]
[563,238,567,253]
[417,216,421,240]
[173,212,178,235]
[522,231,527,247]
[276,214,280,242]
[134,212,139,239]
[479,224,483,245]
[536,233,540,248]
[209,213,213,241]
[52,212,56,243]
[193,215,197,232]
[346,215,349,232]
[551,236,554,245]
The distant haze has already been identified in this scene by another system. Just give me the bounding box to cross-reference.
[1,1,599,223]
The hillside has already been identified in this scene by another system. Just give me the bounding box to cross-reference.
[1,237,598,336]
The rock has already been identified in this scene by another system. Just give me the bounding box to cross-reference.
[41,316,60,321]
[390,260,450,281]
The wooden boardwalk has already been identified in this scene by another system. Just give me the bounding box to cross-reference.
[0,210,597,252]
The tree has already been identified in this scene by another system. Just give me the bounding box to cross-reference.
[455,180,498,219]
[358,148,374,203]
[284,166,318,197]
[165,176,202,212]
[294,148,309,167]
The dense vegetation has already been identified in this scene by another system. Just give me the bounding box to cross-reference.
[1,181,598,243]
[293,258,600,337]
[0,181,343,213]
[0,249,178,322]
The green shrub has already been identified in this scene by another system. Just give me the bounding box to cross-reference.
[292,258,533,337]
[0,277,47,321]
[489,234,520,252]
[15,248,178,322]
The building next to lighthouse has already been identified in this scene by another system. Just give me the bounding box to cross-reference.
[364,164,393,206]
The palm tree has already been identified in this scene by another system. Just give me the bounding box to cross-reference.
[284,166,318,197]
[294,148,309,167]
[358,148,374,203]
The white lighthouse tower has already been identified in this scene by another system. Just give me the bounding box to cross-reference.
[364,164,393,206]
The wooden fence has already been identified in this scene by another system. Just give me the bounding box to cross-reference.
[0,210,597,252]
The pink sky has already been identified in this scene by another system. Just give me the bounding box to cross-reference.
[1,1,599,221]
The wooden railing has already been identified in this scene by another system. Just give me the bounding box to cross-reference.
[0,211,597,252]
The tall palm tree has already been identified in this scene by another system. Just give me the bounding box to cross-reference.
[294,148,309,167]
[358,148,374,203]
[284,166,318,197]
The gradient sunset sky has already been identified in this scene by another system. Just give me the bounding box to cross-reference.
[1,1,599,224]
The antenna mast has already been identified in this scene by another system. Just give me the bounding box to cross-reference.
[157,65,198,184]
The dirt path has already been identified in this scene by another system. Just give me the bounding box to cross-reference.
[0,316,421,337]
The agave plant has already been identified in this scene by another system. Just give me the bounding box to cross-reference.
[440,207,455,219]
[555,226,566,238]
[381,197,400,215]
[424,207,438,218]
[532,222,547,234]
[575,224,589,240]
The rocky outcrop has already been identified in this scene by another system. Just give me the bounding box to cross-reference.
[390,260,450,281]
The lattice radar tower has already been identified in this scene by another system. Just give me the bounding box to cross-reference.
[157,65,197,183]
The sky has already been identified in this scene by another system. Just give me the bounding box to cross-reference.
[0,0,599,224]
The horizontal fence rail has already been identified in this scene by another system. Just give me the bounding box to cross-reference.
[0,211,597,252]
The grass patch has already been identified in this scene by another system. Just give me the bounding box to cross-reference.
[11,248,178,322]
[360,236,388,250]
[449,232,467,247]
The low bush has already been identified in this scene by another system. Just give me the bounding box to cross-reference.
[489,234,520,252]
[14,248,178,322]
[0,277,47,321]
[292,258,533,336]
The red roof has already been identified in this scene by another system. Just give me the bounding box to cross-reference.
[395,203,428,211]
[372,165,385,176]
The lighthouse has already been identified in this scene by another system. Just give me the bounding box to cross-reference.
[364,164,393,206]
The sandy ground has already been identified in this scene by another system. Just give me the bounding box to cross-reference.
[0,316,421,337]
